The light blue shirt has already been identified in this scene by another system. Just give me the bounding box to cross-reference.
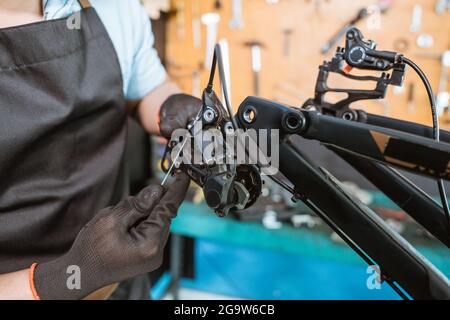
[43,0,167,100]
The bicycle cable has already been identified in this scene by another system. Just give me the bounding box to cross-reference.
[401,56,450,234]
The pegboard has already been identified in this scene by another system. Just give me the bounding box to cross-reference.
[164,0,450,127]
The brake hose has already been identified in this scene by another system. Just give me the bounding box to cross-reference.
[400,56,450,234]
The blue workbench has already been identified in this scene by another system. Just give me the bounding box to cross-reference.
[154,201,450,300]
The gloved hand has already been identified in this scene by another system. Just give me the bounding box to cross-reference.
[32,173,190,300]
[159,93,202,138]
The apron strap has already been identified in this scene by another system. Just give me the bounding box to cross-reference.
[78,0,92,9]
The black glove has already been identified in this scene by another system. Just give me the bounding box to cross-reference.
[33,173,190,300]
[159,93,202,138]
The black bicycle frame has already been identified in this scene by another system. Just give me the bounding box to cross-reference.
[332,149,450,248]
[323,111,450,248]
[236,96,450,300]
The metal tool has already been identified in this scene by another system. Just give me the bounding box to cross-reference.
[244,41,264,96]
[218,39,232,103]
[192,0,201,49]
[161,111,203,186]
[321,2,391,55]
[409,4,422,33]
[435,0,450,15]
[201,13,221,69]
[161,140,187,186]
[414,50,450,116]
[437,51,450,115]
[229,0,244,29]
[416,33,434,48]
[321,12,365,55]
[438,51,450,95]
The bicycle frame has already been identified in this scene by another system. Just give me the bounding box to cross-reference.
[176,43,450,299]
[236,96,450,300]
[331,111,450,248]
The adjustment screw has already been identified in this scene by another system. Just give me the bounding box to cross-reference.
[342,111,357,121]
[282,112,305,134]
[203,108,216,123]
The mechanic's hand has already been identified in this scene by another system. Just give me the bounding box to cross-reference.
[159,93,202,138]
[33,173,190,300]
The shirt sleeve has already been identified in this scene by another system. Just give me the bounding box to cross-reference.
[125,0,167,101]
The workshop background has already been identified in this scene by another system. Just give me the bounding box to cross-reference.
[135,0,450,300]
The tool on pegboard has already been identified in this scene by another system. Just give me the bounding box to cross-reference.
[437,51,450,116]
[415,50,450,116]
[409,3,422,33]
[435,0,450,15]
[229,0,244,29]
[244,41,265,96]
[201,12,221,69]
[191,0,201,49]
[320,0,393,55]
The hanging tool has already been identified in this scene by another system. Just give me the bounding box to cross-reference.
[366,3,383,30]
[413,50,450,116]
[321,1,392,55]
[409,4,422,33]
[435,0,450,15]
[437,51,450,116]
[218,39,232,102]
[229,0,244,29]
[416,33,434,48]
[192,0,201,49]
[410,4,435,49]
[244,41,264,96]
[201,12,221,69]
